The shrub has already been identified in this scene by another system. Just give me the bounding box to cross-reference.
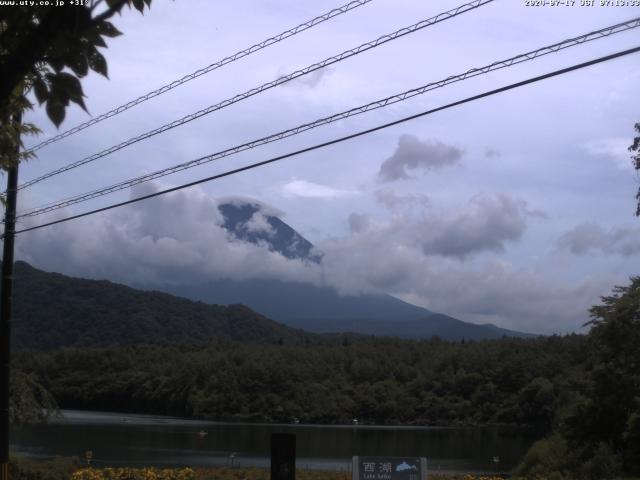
[514,434,570,479]
[9,455,78,480]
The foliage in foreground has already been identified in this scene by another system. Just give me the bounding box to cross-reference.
[9,455,77,480]
[516,278,640,479]
[70,467,506,480]
[9,370,59,424]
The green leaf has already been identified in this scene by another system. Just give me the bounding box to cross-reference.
[53,73,87,112]
[88,50,108,78]
[67,52,89,78]
[33,77,48,105]
[131,0,145,12]
[84,28,107,48]
[106,0,125,8]
[48,56,64,73]
[96,21,122,38]
[53,72,81,95]
[45,99,66,128]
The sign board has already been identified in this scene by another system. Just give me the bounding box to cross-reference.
[353,456,427,480]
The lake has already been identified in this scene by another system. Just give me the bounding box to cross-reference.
[11,410,538,474]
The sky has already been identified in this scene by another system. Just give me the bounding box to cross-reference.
[11,0,640,334]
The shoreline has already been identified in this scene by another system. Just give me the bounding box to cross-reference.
[54,409,533,431]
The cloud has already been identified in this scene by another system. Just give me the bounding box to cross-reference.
[281,179,359,199]
[557,223,640,256]
[218,196,284,218]
[347,212,370,234]
[318,233,611,334]
[374,189,429,210]
[420,194,530,258]
[11,185,612,334]
[243,212,277,237]
[583,138,634,170]
[16,184,324,288]
[378,134,463,182]
[345,194,532,259]
[279,66,333,88]
[484,147,501,158]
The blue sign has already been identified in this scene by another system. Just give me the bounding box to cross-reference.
[353,456,427,480]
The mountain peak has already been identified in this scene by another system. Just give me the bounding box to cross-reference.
[217,199,322,263]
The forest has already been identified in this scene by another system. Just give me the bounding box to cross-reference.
[16,335,586,428]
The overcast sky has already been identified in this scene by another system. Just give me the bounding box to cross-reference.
[13,0,640,334]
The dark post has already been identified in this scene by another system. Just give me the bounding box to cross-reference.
[271,433,295,480]
[0,112,21,480]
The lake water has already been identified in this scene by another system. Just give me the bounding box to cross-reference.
[11,410,538,474]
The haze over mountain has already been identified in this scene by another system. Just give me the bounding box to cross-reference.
[157,199,533,341]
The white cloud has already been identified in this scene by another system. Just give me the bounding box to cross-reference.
[16,184,324,288]
[281,179,360,199]
[243,212,277,237]
[583,138,633,170]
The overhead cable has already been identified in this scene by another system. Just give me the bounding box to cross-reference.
[16,17,640,219]
[11,45,640,237]
[24,0,375,154]
[17,0,495,191]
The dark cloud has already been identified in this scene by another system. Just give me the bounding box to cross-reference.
[281,66,334,88]
[347,212,370,234]
[420,194,529,258]
[340,194,532,260]
[557,223,640,256]
[484,147,501,158]
[378,134,463,182]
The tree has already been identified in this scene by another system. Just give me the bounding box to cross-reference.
[586,277,640,475]
[0,7,154,478]
[630,122,640,215]
[1,0,153,173]
[9,371,59,425]
[561,278,640,477]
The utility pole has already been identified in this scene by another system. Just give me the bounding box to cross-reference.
[0,111,21,480]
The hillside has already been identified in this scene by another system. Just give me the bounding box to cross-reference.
[8,261,315,349]
[154,199,534,341]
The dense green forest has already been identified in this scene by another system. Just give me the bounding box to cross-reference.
[18,335,586,428]
[9,261,322,348]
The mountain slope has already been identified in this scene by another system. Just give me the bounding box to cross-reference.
[219,201,321,262]
[156,199,534,341]
[8,261,315,350]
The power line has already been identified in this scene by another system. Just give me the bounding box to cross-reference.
[17,0,495,191]
[11,45,640,237]
[23,0,375,154]
[16,17,640,219]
